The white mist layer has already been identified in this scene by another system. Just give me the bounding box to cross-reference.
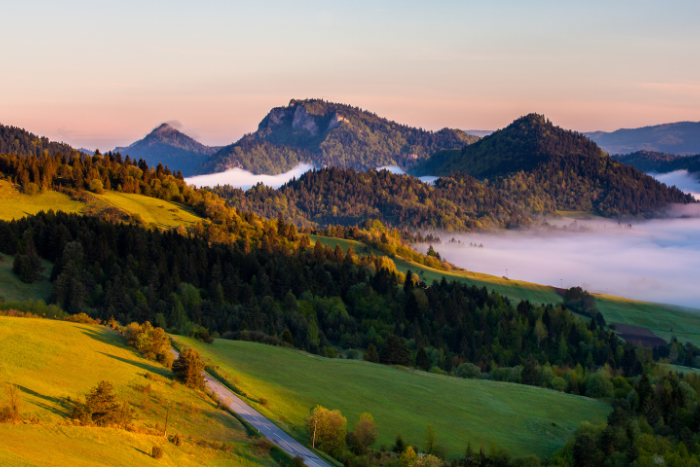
[377,165,438,184]
[651,170,700,200]
[417,215,700,309]
[185,163,314,190]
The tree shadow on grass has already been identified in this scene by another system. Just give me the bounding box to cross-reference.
[16,385,73,417]
[97,352,170,378]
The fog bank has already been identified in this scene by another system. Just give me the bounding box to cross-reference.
[377,165,438,184]
[185,163,314,190]
[419,215,700,309]
[651,170,700,200]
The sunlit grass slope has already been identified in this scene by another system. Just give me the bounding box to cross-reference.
[98,191,202,228]
[0,253,53,302]
[310,235,700,346]
[0,317,276,467]
[0,180,84,220]
[0,180,203,229]
[180,338,610,458]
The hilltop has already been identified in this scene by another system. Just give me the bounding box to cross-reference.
[586,120,700,155]
[114,123,220,176]
[192,99,479,175]
[412,114,694,216]
[613,150,700,174]
[0,124,76,158]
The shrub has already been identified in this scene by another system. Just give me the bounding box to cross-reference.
[169,434,182,446]
[292,456,306,467]
[23,182,40,196]
[259,397,269,407]
[586,373,614,399]
[0,384,23,423]
[152,446,163,459]
[172,348,206,389]
[455,362,481,379]
[64,313,101,325]
[89,179,104,194]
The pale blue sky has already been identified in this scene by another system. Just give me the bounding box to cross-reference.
[1,0,699,149]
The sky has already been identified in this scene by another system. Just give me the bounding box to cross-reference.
[1,0,699,150]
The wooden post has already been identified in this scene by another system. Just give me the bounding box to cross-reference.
[163,401,171,438]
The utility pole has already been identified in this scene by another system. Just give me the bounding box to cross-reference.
[163,401,171,438]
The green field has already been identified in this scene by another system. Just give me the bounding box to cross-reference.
[179,338,610,458]
[310,235,700,346]
[0,317,276,467]
[0,253,53,303]
[0,180,203,229]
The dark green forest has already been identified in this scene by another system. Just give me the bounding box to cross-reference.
[192,99,480,175]
[0,124,76,159]
[412,114,694,216]
[212,167,531,232]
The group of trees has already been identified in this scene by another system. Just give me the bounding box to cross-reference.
[215,167,531,233]
[550,370,700,467]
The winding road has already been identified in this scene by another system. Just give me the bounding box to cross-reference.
[171,349,332,467]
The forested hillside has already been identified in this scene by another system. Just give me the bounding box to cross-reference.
[614,150,700,174]
[0,124,76,158]
[413,114,694,216]
[114,123,219,176]
[213,167,531,231]
[193,99,479,175]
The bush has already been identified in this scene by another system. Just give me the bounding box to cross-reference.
[23,182,40,196]
[64,313,101,325]
[292,456,306,467]
[152,445,163,459]
[455,362,481,379]
[586,373,614,399]
[89,179,104,194]
[169,434,182,446]
[172,348,206,389]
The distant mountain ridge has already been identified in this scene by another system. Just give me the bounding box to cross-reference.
[114,123,220,176]
[412,114,694,216]
[192,98,480,176]
[585,121,700,155]
[613,150,700,174]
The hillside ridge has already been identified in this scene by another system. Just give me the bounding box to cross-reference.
[193,98,480,176]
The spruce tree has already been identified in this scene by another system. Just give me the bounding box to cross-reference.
[416,346,431,371]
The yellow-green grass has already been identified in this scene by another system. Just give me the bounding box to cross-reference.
[310,235,700,346]
[179,338,611,458]
[0,317,276,467]
[0,180,203,230]
[97,191,203,229]
[0,253,53,302]
[0,180,84,221]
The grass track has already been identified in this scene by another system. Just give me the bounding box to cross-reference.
[310,235,700,346]
[180,338,610,458]
[0,317,275,467]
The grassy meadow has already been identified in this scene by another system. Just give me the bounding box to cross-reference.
[179,338,611,458]
[0,253,53,303]
[0,180,203,229]
[0,180,84,221]
[0,317,277,467]
[310,235,700,345]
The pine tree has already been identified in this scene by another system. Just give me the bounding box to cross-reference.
[416,346,431,371]
[363,344,379,363]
